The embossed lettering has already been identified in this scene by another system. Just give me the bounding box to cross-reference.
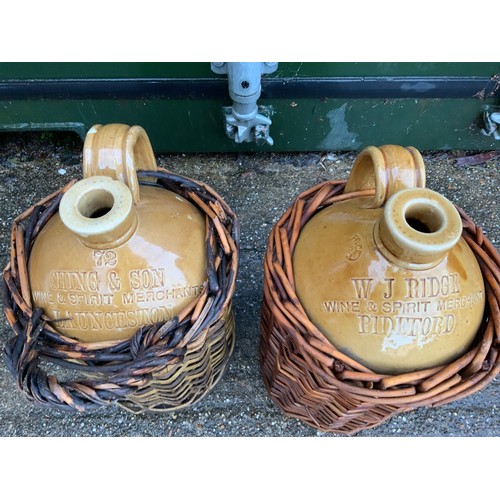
[92,250,117,267]
[404,274,461,299]
[357,314,455,336]
[437,290,483,311]
[121,285,204,305]
[351,278,373,299]
[67,293,114,306]
[324,301,360,313]
[345,234,363,261]
[383,278,394,299]
[53,306,173,331]
[129,268,166,290]
[32,291,54,303]
[49,271,100,292]
[381,300,431,314]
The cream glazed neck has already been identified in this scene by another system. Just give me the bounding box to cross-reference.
[59,175,138,249]
[375,187,463,269]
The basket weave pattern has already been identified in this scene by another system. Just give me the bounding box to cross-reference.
[3,168,239,413]
[260,180,500,434]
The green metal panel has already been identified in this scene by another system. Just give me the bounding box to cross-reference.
[1,97,497,152]
[0,62,499,152]
[1,62,498,78]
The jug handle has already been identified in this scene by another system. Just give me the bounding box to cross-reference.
[344,145,426,208]
[82,124,158,204]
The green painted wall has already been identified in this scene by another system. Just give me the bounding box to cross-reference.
[0,63,498,151]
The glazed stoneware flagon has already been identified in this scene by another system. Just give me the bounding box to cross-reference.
[293,145,485,374]
[28,124,207,342]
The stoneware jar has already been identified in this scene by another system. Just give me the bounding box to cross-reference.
[28,124,207,343]
[292,145,485,374]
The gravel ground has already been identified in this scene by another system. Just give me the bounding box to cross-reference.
[0,131,498,437]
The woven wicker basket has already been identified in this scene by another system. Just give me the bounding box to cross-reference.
[260,156,499,435]
[3,168,239,413]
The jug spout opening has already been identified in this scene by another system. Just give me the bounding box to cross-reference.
[77,188,115,219]
[376,188,463,269]
[59,176,138,249]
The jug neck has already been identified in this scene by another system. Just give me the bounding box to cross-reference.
[375,188,462,269]
[59,176,138,249]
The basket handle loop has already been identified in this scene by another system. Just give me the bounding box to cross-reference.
[82,124,157,204]
[344,145,426,208]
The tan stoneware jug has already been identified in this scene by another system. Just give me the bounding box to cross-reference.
[293,145,486,374]
[28,124,207,343]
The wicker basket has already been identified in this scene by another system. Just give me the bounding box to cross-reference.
[3,168,239,413]
[260,177,500,435]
